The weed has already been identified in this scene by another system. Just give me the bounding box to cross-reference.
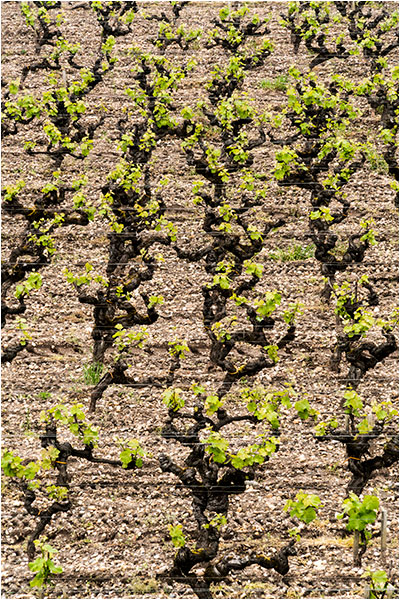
[82,362,104,385]
[210,581,236,597]
[365,149,389,174]
[307,535,354,549]
[22,408,33,433]
[328,241,348,258]
[308,276,320,285]
[269,244,315,262]
[241,581,273,595]
[260,75,289,92]
[325,462,340,473]
[81,538,92,545]
[130,577,159,594]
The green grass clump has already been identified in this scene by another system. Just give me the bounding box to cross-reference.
[269,244,315,262]
[82,362,104,385]
[260,75,289,91]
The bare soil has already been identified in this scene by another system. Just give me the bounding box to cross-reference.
[1,2,398,599]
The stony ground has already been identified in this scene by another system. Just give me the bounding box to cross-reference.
[1,2,398,599]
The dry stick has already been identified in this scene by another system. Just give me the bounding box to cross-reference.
[345,414,350,433]
[380,508,387,564]
[353,530,360,566]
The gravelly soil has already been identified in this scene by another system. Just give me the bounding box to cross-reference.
[1,2,398,599]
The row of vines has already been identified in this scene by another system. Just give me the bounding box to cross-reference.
[1,1,398,599]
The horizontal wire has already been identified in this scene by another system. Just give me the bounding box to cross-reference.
[2,182,393,193]
[9,480,393,491]
[3,374,398,385]
[0,339,379,346]
[2,257,395,264]
[2,94,394,110]
[3,357,398,368]
[0,143,395,152]
[1,241,397,248]
[2,467,399,481]
[1,202,390,209]
[1,236,397,244]
[2,425,398,437]
[3,442,398,452]
[1,204,395,212]
[2,435,398,444]
[0,151,396,166]
[1,210,389,219]
[4,210,392,220]
[2,484,398,496]
[0,525,394,540]
[0,580,393,590]
[2,208,201,214]
[2,178,394,188]
[0,140,395,150]
[3,397,397,405]
[2,230,396,239]
[2,427,398,440]
[2,332,398,341]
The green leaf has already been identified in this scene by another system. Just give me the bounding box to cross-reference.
[265,345,279,363]
[304,494,322,508]
[191,382,205,396]
[49,564,63,574]
[202,431,229,463]
[219,6,230,21]
[9,79,20,94]
[348,516,365,531]
[120,448,133,469]
[29,573,45,588]
[231,455,245,469]
[369,570,388,586]
[357,418,372,434]
[28,558,45,573]
[169,524,186,548]
[302,506,317,523]
[363,495,379,511]
[285,490,321,524]
[294,398,311,419]
[162,387,185,411]
[204,395,223,416]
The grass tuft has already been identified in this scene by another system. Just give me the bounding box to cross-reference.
[82,362,104,385]
[260,75,289,92]
[269,243,315,262]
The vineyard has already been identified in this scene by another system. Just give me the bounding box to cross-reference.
[1,1,398,598]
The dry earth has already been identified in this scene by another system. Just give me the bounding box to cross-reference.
[1,2,398,599]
